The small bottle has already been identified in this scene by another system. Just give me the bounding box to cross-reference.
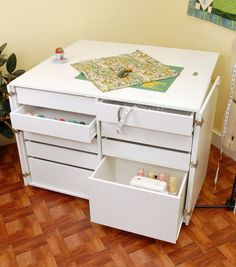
[168,175,178,195]
[137,168,145,176]
[55,47,65,62]
[158,172,167,181]
[147,170,155,179]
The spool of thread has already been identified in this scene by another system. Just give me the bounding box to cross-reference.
[147,170,155,179]
[37,114,45,118]
[158,172,167,181]
[69,119,79,124]
[168,175,177,194]
[137,168,145,176]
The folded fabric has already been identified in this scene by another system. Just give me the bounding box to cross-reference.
[71,50,181,92]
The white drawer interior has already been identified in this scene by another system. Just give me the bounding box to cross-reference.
[29,158,91,199]
[97,100,194,136]
[11,105,96,143]
[92,156,187,192]
[89,156,188,243]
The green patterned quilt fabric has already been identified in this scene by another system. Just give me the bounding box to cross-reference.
[72,50,181,92]
[187,0,236,31]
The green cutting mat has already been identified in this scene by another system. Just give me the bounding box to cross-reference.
[75,66,183,93]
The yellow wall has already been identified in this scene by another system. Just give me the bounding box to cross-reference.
[1,0,235,132]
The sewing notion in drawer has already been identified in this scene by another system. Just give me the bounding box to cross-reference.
[89,156,188,243]
[96,100,194,136]
[10,105,96,143]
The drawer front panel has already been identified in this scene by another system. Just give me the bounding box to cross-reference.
[16,87,97,115]
[89,156,188,243]
[10,105,96,143]
[97,101,194,136]
[24,132,98,153]
[28,158,91,199]
[102,139,191,171]
[101,122,192,152]
[26,141,99,169]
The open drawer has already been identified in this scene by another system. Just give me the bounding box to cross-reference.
[96,100,194,136]
[10,105,96,143]
[89,156,188,243]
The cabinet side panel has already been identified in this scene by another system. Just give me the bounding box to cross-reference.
[185,79,219,224]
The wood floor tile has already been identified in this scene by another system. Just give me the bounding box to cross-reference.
[45,228,70,261]
[0,143,236,266]
[167,243,203,265]
[218,239,236,265]
[179,248,227,267]
[12,235,47,255]
[0,245,18,267]
[129,244,175,267]
[16,244,58,267]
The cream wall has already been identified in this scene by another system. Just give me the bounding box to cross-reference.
[1,0,235,132]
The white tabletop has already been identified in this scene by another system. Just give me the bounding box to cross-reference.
[11,40,219,112]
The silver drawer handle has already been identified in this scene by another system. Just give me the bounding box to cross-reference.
[116,106,135,134]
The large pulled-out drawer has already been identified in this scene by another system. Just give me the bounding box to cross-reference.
[89,156,188,243]
[10,105,96,143]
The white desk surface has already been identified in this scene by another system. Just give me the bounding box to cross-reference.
[11,40,219,112]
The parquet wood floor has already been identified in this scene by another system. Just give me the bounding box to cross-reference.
[0,144,236,267]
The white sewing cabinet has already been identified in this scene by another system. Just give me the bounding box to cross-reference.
[8,40,220,243]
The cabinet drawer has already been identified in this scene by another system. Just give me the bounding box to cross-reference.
[97,101,194,136]
[101,122,192,152]
[10,105,96,143]
[16,87,97,115]
[102,139,190,171]
[25,141,99,170]
[28,158,92,198]
[89,156,187,243]
[24,132,98,154]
